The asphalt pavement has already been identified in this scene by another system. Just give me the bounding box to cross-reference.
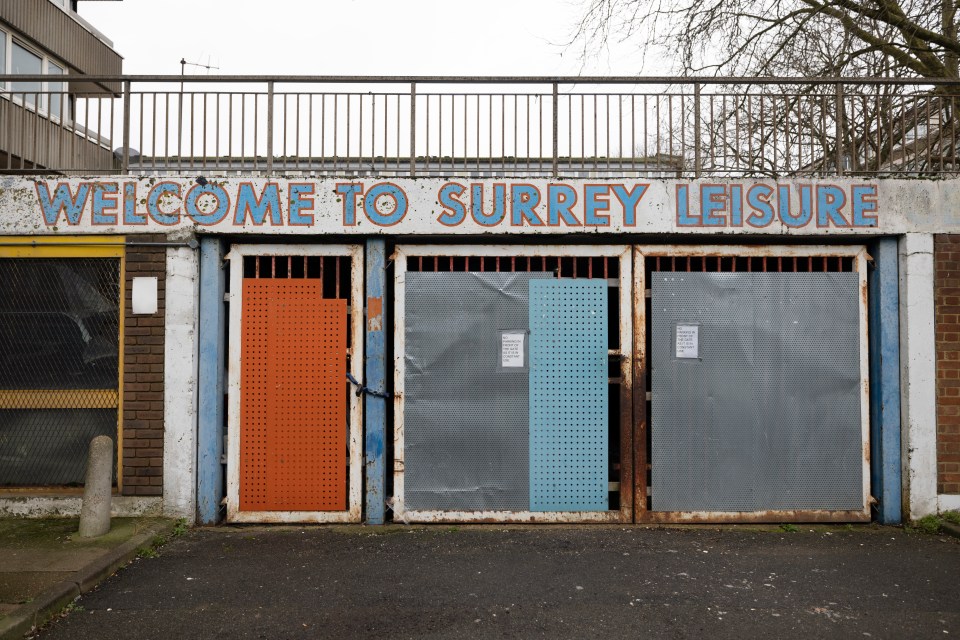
[31,524,960,640]
[0,517,175,640]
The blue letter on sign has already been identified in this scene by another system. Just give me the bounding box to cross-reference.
[364,183,407,226]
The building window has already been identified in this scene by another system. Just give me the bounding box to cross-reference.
[48,61,64,120]
[11,41,42,106]
[1,29,69,121]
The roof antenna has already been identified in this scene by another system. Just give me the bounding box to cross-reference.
[180,56,220,100]
[180,57,220,76]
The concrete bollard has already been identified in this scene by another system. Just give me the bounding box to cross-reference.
[79,435,114,538]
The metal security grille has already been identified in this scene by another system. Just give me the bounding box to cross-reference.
[643,254,856,275]
[649,273,862,511]
[407,254,620,280]
[638,248,865,518]
[400,248,628,519]
[237,254,352,513]
[405,253,621,355]
[0,258,120,486]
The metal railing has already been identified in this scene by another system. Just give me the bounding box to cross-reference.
[1,75,959,178]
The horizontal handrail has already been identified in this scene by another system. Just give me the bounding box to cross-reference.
[1,74,960,85]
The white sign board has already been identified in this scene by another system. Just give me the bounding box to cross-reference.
[132,276,158,315]
[6,176,959,236]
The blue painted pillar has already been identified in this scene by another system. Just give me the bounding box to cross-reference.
[364,239,387,524]
[869,238,902,524]
[197,237,226,525]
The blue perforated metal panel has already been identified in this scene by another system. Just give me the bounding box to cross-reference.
[529,279,608,511]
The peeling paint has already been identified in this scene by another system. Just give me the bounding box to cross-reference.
[367,296,383,332]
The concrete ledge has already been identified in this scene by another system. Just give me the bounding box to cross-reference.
[942,522,960,540]
[0,496,163,519]
[0,519,175,640]
[76,521,171,594]
[0,581,79,640]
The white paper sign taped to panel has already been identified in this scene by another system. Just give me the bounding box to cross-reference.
[501,332,526,368]
[675,324,700,359]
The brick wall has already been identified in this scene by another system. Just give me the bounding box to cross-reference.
[936,234,960,495]
[122,236,166,496]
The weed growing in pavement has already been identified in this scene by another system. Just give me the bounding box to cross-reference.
[137,521,190,559]
[137,533,169,559]
[941,510,960,526]
[62,602,84,615]
[779,523,799,533]
[907,514,943,535]
[172,518,189,537]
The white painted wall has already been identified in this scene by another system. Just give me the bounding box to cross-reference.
[163,246,200,521]
[0,496,162,518]
[940,494,960,512]
[899,233,939,520]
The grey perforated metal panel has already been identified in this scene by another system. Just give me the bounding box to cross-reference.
[404,272,549,511]
[650,272,862,512]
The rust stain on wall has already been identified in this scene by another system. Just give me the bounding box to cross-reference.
[368,296,383,331]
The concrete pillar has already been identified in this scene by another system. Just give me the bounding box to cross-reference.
[899,233,938,520]
[164,244,200,521]
[79,436,113,538]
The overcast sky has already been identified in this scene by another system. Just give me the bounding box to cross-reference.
[79,0,658,77]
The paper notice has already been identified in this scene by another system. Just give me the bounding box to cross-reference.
[675,324,699,359]
[501,332,525,368]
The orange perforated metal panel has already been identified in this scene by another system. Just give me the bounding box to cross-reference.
[240,279,347,511]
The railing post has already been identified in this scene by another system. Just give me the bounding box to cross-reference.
[266,81,274,176]
[835,81,845,175]
[121,80,131,174]
[552,82,559,177]
[693,82,702,179]
[410,82,417,177]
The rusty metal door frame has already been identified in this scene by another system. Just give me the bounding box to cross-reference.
[392,243,633,524]
[225,243,364,523]
[633,244,871,524]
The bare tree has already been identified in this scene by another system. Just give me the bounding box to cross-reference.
[576,0,958,77]
[577,0,960,175]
